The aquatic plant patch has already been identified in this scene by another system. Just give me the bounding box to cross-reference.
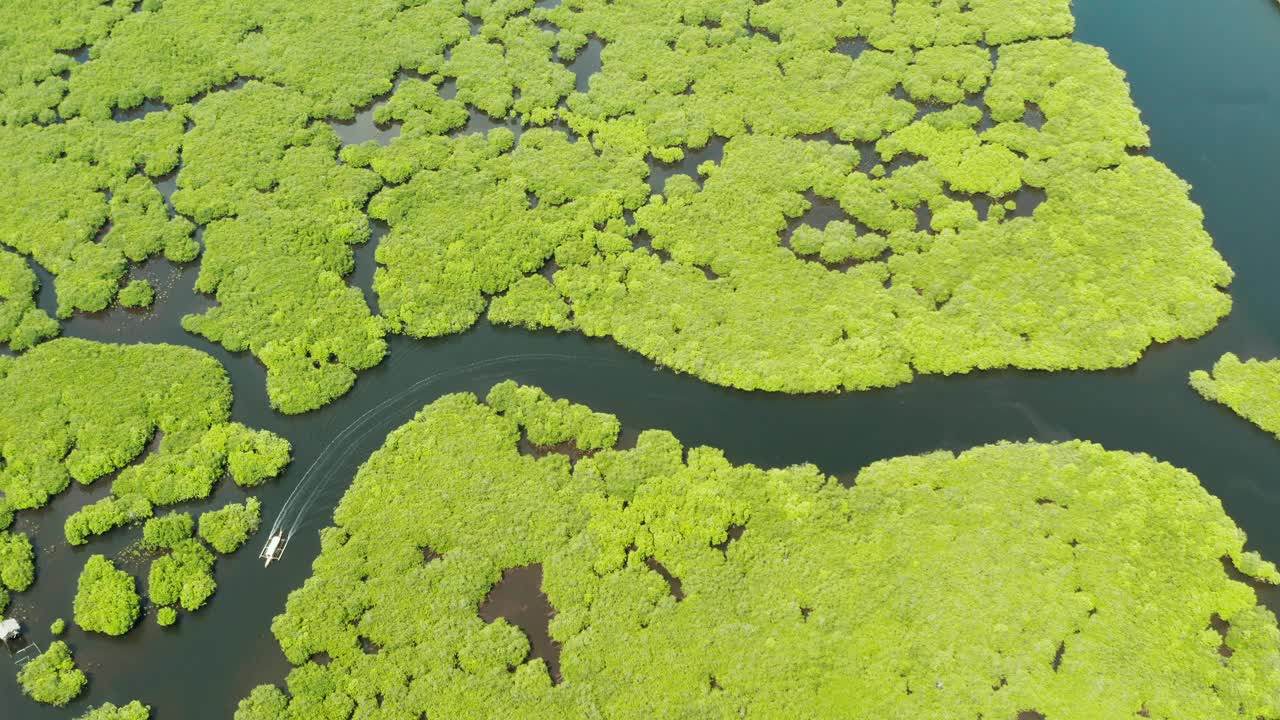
[73,554,141,637]
[1192,353,1280,439]
[197,497,262,554]
[0,0,1234,410]
[76,701,151,720]
[117,279,155,309]
[240,383,1280,719]
[17,640,86,707]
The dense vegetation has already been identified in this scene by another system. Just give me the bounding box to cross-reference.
[76,701,151,720]
[0,338,289,520]
[142,511,219,623]
[0,249,58,350]
[198,498,261,554]
[66,494,153,546]
[141,512,195,551]
[147,537,217,616]
[17,641,86,707]
[0,96,194,324]
[0,0,1232,410]
[240,384,1280,719]
[0,530,35,614]
[117,279,155,309]
[175,82,387,414]
[1192,353,1280,439]
[73,554,141,636]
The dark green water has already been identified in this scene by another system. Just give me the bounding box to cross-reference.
[5,1,1280,716]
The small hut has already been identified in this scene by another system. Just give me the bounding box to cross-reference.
[2,618,41,665]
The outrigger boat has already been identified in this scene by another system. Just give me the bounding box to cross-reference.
[260,531,288,567]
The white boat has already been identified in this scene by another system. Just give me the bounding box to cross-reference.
[260,531,288,567]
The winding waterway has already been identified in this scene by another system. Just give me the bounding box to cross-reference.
[4,1,1280,716]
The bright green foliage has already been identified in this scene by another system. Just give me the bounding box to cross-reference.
[198,498,262,554]
[65,494,153,546]
[176,82,387,414]
[55,1,469,121]
[1192,353,1280,439]
[0,531,35,592]
[148,538,216,614]
[0,0,1230,405]
[0,112,193,317]
[17,641,86,707]
[224,424,293,488]
[74,554,141,636]
[0,339,286,641]
[156,607,177,627]
[486,380,621,450]
[364,128,648,338]
[142,512,195,551]
[247,384,1280,719]
[488,275,574,332]
[0,338,289,512]
[117,279,155,309]
[902,45,992,104]
[0,1,134,124]
[50,618,65,636]
[235,685,290,720]
[75,701,151,720]
[535,125,1228,391]
[378,4,1222,395]
[111,422,291,505]
[0,249,58,351]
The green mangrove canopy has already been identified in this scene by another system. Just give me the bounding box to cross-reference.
[240,383,1280,719]
[0,0,1235,410]
[1192,353,1280,440]
[17,640,86,707]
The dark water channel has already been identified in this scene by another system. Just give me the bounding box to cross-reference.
[5,1,1280,716]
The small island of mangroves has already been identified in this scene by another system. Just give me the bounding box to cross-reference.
[0,0,1234,413]
[1192,353,1280,442]
[238,382,1280,719]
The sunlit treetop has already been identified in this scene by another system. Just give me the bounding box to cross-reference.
[73,554,141,636]
[240,383,1280,720]
[1192,353,1280,440]
[0,530,34,615]
[74,700,152,720]
[17,640,86,707]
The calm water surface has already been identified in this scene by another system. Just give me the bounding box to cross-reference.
[5,1,1280,716]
